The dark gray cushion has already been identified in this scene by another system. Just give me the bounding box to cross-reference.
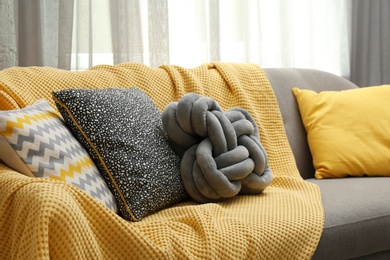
[53,88,187,221]
[307,177,390,259]
[264,68,359,179]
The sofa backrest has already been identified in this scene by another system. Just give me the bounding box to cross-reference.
[263,68,359,179]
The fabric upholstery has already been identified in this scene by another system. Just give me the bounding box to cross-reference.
[0,63,324,259]
[308,177,390,259]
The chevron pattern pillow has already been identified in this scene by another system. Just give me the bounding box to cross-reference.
[0,99,118,212]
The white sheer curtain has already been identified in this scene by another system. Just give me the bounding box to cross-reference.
[70,0,351,77]
[168,0,351,77]
[1,0,350,78]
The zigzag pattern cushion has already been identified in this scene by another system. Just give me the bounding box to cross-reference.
[0,99,118,212]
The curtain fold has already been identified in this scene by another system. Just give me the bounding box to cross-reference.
[17,0,44,67]
[72,0,93,70]
[0,0,17,69]
[110,0,144,65]
[351,0,390,87]
[208,0,221,62]
[16,0,74,69]
[148,0,170,67]
[57,0,75,70]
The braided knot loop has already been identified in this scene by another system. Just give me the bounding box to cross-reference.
[162,93,272,203]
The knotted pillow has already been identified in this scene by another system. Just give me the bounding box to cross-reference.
[162,93,272,203]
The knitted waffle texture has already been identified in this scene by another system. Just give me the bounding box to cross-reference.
[0,62,324,259]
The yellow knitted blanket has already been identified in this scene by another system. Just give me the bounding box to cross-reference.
[0,62,324,259]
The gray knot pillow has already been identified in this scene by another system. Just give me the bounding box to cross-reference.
[162,93,272,203]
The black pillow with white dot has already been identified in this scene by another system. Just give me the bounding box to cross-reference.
[53,88,187,221]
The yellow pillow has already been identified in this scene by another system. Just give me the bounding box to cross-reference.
[292,85,390,179]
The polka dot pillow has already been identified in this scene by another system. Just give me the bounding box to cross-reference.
[52,88,187,221]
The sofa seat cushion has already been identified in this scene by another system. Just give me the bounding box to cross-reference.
[308,177,390,259]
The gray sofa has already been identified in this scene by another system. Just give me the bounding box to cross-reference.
[0,65,388,259]
[265,68,390,259]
